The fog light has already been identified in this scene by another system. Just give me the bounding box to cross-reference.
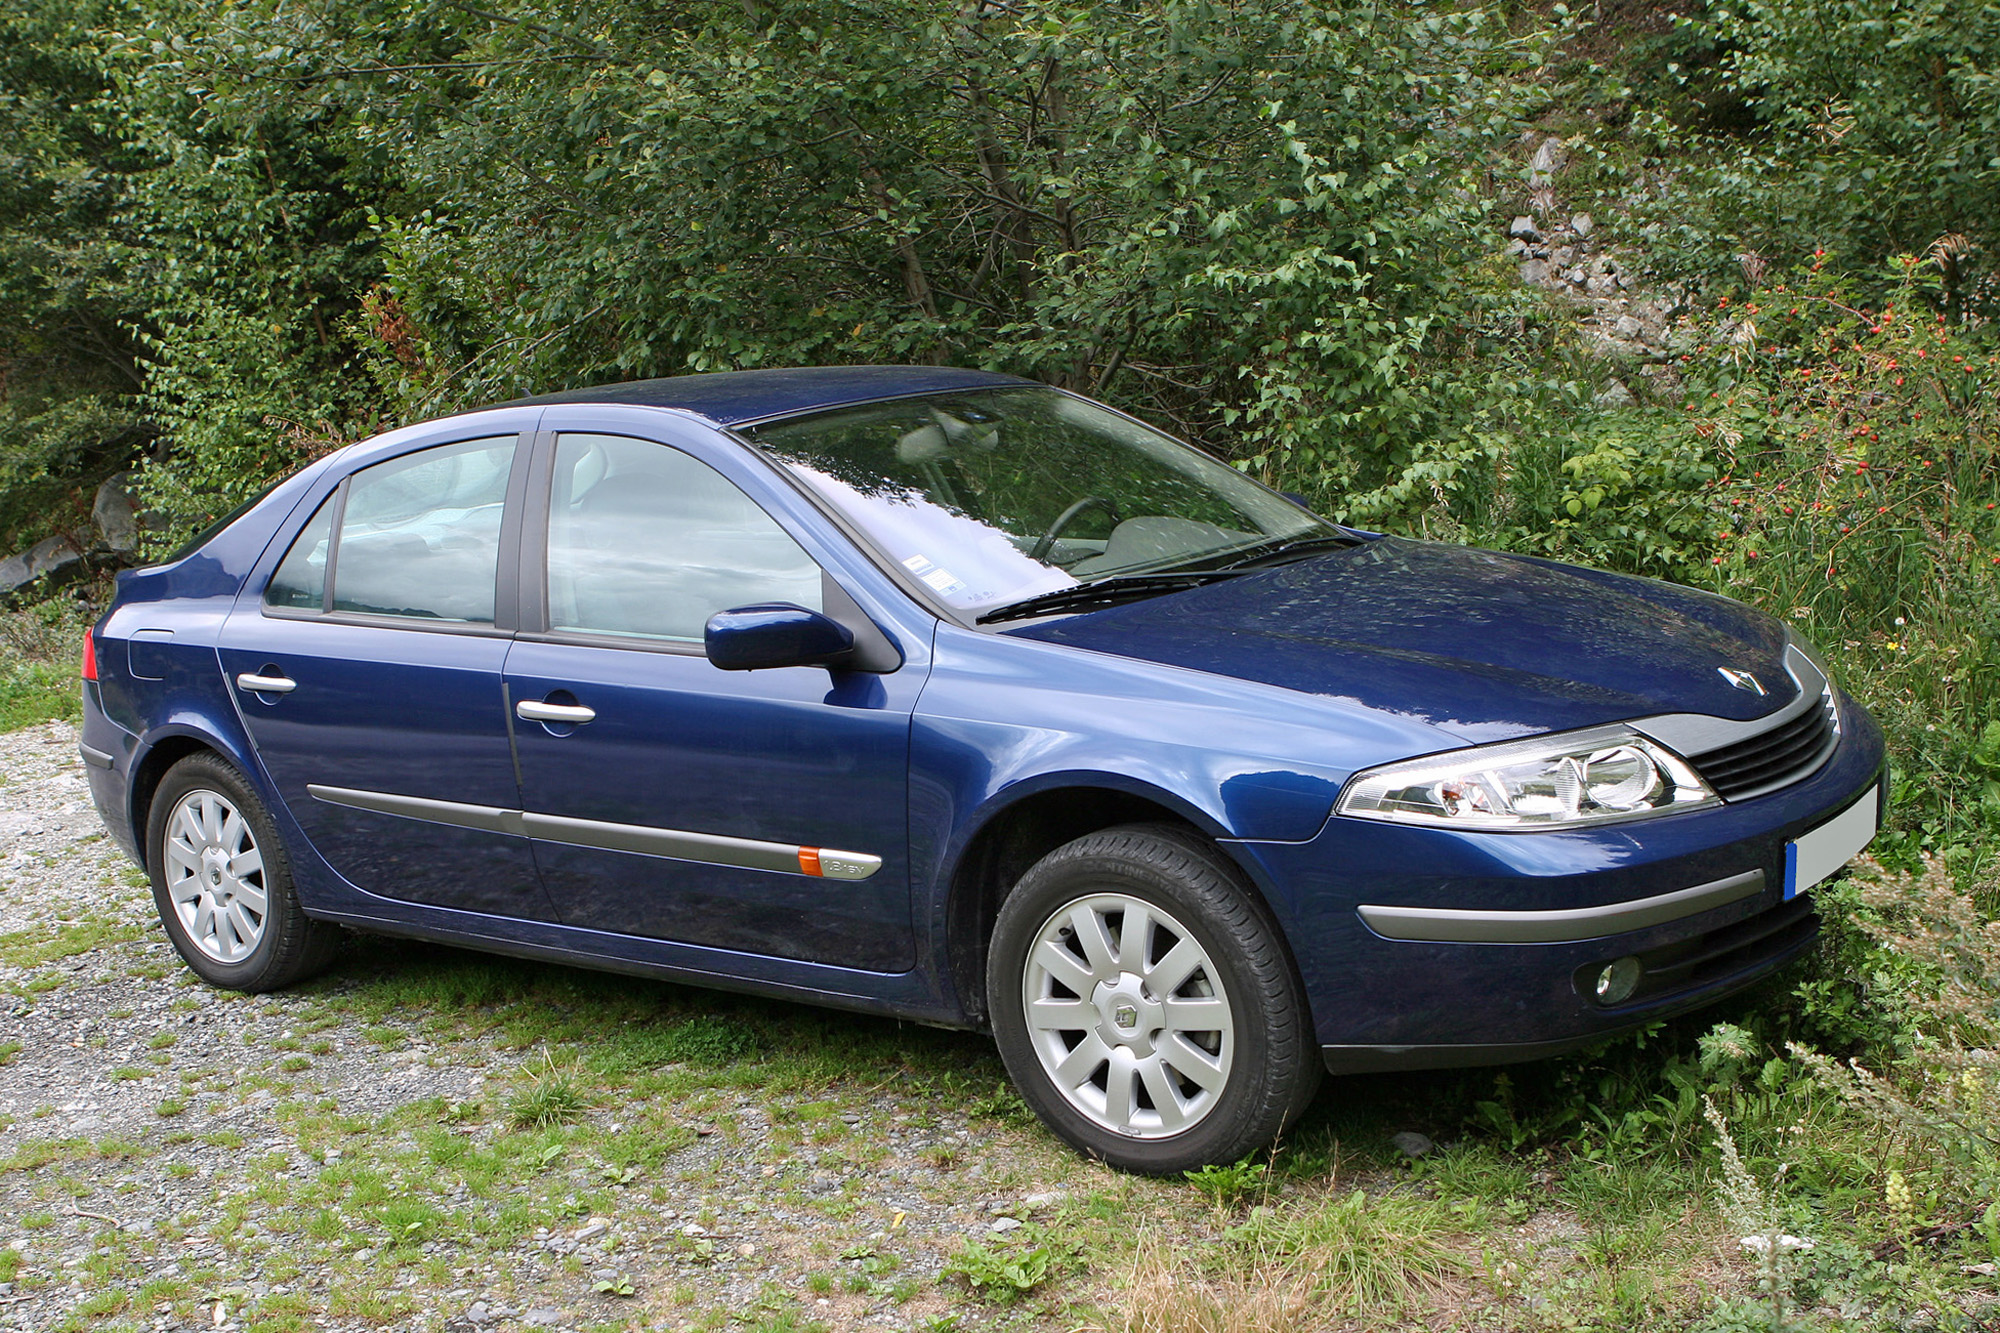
[1593,957,1643,1006]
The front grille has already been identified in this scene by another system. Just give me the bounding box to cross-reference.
[1578,892,1819,1010]
[1689,691,1838,800]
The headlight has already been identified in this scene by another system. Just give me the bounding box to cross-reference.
[1336,724,1719,831]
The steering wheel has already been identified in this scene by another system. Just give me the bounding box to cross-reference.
[1029,496,1120,563]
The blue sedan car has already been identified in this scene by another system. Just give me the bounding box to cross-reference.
[80,366,1883,1172]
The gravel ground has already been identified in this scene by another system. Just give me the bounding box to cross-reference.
[0,721,1144,1333]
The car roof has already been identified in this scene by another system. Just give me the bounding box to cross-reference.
[509,365,1033,427]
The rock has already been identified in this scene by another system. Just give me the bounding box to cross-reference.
[1518,260,1552,287]
[990,1216,1022,1233]
[1509,216,1539,242]
[465,1302,494,1324]
[1587,274,1619,298]
[1549,246,1576,270]
[1570,212,1594,238]
[573,1220,609,1242]
[1593,380,1636,410]
[1566,267,1588,287]
[1528,137,1568,186]
[522,1309,563,1328]
[1390,1131,1433,1158]
[0,533,86,602]
[1637,363,1682,396]
[1612,315,1646,341]
[91,473,141,553]
[1022,1191,1062,1209]
[1506,238,1528,258]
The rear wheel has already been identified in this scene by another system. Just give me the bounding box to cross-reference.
[146,753,337,991]
[987,824,1320,1173]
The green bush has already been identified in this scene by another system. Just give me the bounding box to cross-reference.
[1630,0,2000,301]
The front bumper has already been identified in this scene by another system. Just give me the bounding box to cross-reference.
[1230,695,1887,1072]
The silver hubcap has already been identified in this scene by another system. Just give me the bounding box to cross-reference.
[1022,894,1234,1139]
[163,790,268,964]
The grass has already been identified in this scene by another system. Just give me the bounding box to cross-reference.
[0,601,89,734]
[506,1051,592,1129]
[0,659,79,732]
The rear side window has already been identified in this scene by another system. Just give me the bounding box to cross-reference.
[265,496,334,611]
[264,436,516,623]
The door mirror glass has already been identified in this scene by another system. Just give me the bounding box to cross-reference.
[705,604,855,671]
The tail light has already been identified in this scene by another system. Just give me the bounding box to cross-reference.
[81,629,98,682]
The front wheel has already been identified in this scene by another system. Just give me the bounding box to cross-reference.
[146,753,338,992]
[986,824,1321,1173]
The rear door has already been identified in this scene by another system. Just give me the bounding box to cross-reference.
[502,419,926,971]
[217,424,556,922]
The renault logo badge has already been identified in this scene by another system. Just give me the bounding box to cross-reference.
[1718,667,1767,696]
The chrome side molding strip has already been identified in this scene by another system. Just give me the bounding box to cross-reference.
[306,784,882,881]
[309,785,524,837]
[1357,869,1765,945]
[519,809,800,874]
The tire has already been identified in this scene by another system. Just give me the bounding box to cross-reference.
[145,753,339,992]
[986,823,1321,1174]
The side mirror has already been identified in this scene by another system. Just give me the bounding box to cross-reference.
[704,603,855,671]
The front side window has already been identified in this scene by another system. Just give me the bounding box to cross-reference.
[740,388,1334,617]
[546,434,821,644]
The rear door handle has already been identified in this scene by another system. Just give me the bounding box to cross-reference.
[236,672,297,694]
[516,699,596,725]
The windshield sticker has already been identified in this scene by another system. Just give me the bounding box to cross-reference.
[920,567,968,596]
[903,554,937,575]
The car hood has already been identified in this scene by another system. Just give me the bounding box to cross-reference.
[1005,538,1796,744]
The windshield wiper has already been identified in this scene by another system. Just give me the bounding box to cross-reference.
[975,570,1241,625]
[1212,531,1362,571]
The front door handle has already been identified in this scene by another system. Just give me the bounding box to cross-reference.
[236,672,297,694]
[516,699,597,725]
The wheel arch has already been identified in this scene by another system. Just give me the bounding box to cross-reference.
[941,779,1289,1030]
[127,726,261,875]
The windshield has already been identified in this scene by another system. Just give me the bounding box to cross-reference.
[741,387,1335,617]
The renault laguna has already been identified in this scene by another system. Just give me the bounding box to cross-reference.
[80,366,1883,1172]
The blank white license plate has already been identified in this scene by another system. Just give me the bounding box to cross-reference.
[1784,784,1881,900]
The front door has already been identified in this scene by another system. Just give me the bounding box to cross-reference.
[503,430,921,971]
[219,432,556,923]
